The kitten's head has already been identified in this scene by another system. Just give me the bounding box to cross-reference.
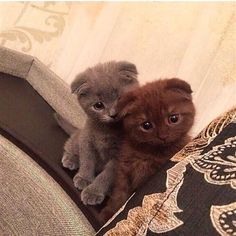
[71,61,139,123]
[117,78,195,146]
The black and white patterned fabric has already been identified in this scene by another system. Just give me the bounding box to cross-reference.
[99,108,236,236]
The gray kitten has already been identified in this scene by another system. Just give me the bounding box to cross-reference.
[56,61,139,205]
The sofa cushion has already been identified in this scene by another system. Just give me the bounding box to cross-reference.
[0,134,95,235]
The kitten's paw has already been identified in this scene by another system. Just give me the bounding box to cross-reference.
[73,174,91,190]
[81,187,105,205]
[62,153,79,170]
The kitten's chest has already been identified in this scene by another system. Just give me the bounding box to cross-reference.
[121,147,164,180]
[93,128,122,160]
[94,133,120,147]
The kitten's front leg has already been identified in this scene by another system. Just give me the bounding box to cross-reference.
[99,169,131,224]
[81,159,115,205]
[73,137,96,190]
[62,134,80,170]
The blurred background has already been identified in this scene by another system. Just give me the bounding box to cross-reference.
[0,2,235,135]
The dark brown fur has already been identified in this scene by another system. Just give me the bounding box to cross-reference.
[99,78,195,223]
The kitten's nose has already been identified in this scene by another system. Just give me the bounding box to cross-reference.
[110,113,118,119]
[158,134,168,141]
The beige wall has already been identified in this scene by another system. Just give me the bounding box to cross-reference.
[0,2,235,135]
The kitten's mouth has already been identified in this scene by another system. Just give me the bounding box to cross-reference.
[146,139,169,147]
[140,140,162,147]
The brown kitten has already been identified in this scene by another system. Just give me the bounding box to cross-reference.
[99,78,195,223]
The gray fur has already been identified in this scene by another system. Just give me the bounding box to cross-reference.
[61,61,139,205]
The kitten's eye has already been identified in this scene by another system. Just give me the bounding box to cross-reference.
[93,102,104,110]
[141,121,153,131]
[168,114,180,124]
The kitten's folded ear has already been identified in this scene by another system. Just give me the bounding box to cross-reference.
[117,91,136,118]
[71,72,90,96]
[166,78,193,100]
[117,61,138,84]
